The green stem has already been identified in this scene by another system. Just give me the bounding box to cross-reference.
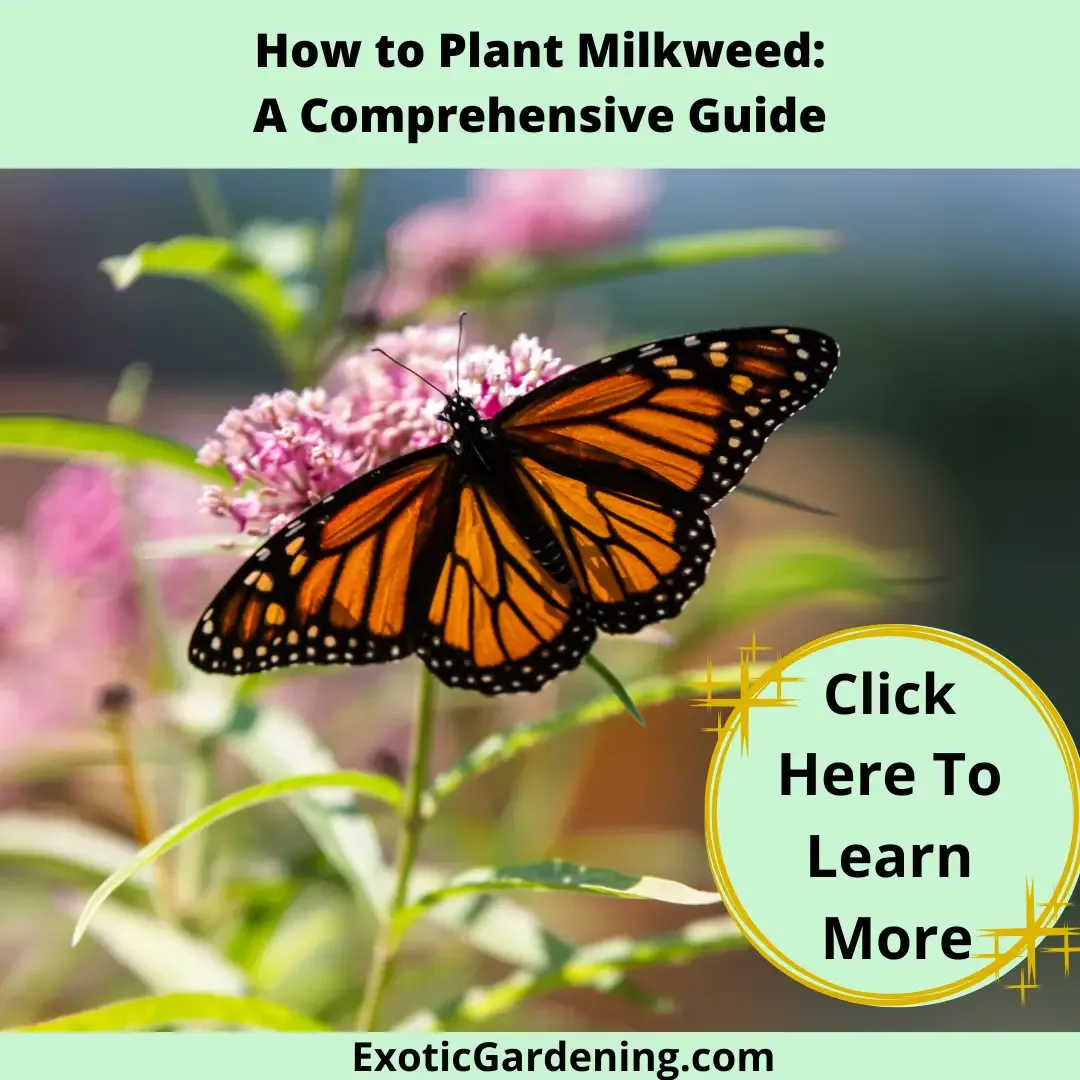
[356,667,438,1031]
[298,169,365,388]
[104,367,180,694]
[184,171,234,237]
[175,737,216,917]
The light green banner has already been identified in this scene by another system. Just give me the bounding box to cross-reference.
[2,1032,1079,1075]
[0,0,1076,166]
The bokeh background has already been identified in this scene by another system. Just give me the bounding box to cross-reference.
[0,169,1077,1031]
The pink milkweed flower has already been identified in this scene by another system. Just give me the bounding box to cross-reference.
[375,170,660,320]
[197,325,574,536]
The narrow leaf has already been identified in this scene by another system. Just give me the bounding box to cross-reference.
[169,684,658,1006]
[584,654,643,725]
[397,860,719,935]
[439,228,840,308]
[428,666,749,811]
[0,416,228,481]
[171,683,390,913]
[397,915,745,1031]
[686,536,919,641]
[10,993,328,1032]
[72,770,402,946]
[59,898,247,996]
[101,237,304,350]
[735,484,835,516]
[0,812,150,886]
[402,866,663,1013]
[138,535,259,560]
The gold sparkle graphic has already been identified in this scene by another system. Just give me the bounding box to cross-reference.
[691,633,800,754]
[976,879,1080,1003]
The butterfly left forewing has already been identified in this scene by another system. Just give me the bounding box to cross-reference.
[189,446,452,675]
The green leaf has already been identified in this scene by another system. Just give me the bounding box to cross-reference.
[10,993,329,1032]
[101,237,304,356]
[59,898,248,995]
[584,654,644,726]
[401,866,664,1013]
[169,684,660,1008]
[423,228,838,312]
[0,416,228,481]
[0,812,150,886]
[684,536,918,641]
[236,219,320,280]
[397,915,745,1031]
[427,666,748,812]
[396,860,719,936]
[107,363,153,427]
[72,770,403,946]
[171,683,391,913]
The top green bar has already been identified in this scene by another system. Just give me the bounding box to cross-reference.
[1,0,1076,167]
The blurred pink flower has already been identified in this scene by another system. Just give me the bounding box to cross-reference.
[378,200,482,319]
[198,325,573,536]
[376,170,659,319]
[0,532,123,760]
[26,463,232,647]
[473,170,660,256]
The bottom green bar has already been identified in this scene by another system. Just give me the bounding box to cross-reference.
[0,1033,1074,1077]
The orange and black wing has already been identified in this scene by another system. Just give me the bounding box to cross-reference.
[415,475,596,695]
[188,445,455,675]
[497,326,839,634]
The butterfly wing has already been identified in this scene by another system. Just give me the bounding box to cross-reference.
[416,474,596,695]
[497,326,839,634]
[188,445,456,675]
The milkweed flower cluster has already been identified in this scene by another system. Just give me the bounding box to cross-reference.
[197,326,574,536]
[376,170,659,319]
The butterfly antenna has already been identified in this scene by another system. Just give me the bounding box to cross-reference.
[455,311,467,393]
[370,348,448,400]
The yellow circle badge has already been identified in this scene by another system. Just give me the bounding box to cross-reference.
[702,625,1080,1006]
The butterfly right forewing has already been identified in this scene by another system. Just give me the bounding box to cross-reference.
[498,326,840,635]
[500,326,840,508]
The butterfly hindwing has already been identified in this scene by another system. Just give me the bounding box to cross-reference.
[416,477,597,693]
[500,326,839,508]
[512,460,716,635]
[188,446,453,675]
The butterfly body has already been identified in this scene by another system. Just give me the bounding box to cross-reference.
[190,326,840,695]
[438,391,576,585]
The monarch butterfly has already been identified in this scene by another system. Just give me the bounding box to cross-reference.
[189,325,839,694]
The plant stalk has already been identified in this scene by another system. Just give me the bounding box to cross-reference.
[184,170,234,237]
[175,737,216,916]
[356,667,438,1031]
[299,169,366,387]
[99,686,175,921]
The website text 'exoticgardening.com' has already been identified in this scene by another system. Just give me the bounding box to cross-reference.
[355,1040,774,1077]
